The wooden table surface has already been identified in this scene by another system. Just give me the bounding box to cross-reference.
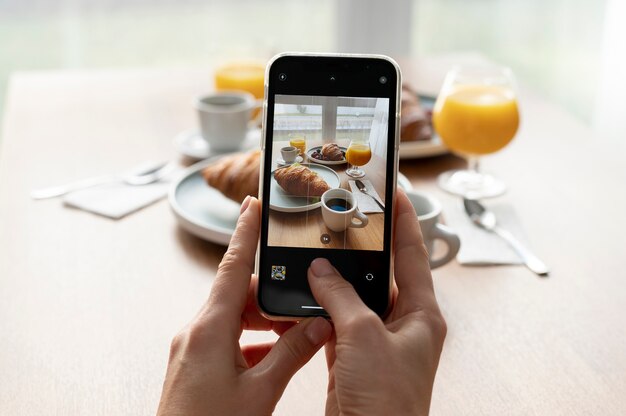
[1,64,626,415]
[268,138,386,251]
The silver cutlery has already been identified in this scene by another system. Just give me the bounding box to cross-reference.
[31,161,176,200]
[354,179,385,210]
[463,198,549,277]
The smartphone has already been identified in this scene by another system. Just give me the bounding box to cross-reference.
[256,53,401,319]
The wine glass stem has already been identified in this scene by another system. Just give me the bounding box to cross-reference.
[467,156,480,174]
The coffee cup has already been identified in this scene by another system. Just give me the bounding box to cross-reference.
[321,188,368,232]
[195,91,261,153]
[406,190,461,269]
[280,146,299,163]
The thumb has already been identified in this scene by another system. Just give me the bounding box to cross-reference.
[251,317,332,394]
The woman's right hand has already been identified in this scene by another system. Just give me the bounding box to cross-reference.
[307,189,447,416]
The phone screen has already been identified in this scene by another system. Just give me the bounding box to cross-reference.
[257,54,400,318]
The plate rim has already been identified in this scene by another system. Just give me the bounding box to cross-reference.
[168,157,237,244]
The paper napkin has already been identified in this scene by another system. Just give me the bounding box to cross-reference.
[442,197,529,265]
[348,180,384,214]
[64,181,171,219]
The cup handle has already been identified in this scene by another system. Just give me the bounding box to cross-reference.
[428,223,461,269]
[248,99,263,129]
[350,209,369,228]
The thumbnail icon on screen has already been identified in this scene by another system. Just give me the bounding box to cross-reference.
[271,265,286,281]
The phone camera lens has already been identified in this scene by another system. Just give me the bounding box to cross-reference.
[379,76,388,84]
[279,73,287,81]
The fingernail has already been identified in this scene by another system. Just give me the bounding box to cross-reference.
[240,195,252,214]
[304,317,331,345]
[310,258,335,278]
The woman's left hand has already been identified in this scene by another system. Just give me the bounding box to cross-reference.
[157,196,332,416]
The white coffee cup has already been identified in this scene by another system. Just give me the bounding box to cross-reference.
[406,190,461,269]
[321,188,368,232]
[195,91,261,153]
[281,146,299,163]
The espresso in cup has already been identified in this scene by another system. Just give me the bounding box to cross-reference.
[321,189,368,232]
[195,91,261,153]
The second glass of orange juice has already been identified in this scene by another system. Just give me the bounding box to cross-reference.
[346,140,372,178]
[433,66,519,198]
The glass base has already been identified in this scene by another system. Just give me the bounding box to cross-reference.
[438,169,507,199]
[346,166,365,178]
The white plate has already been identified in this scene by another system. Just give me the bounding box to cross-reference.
[399,135,448,159]
[173,128,261,160]
[170,159,414,245]
[399,94,448,159]
[270,164,341,212]
[306,145,348,165]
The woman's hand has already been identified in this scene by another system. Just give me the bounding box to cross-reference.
[157,196,332,416]
[308,189,447,416]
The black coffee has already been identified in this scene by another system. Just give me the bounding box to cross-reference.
[326,198,352,212]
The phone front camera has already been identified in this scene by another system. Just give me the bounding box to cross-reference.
[279,73,287,81]
[379,76,388,84]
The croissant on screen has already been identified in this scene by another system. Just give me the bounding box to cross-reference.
[202,150,260,203]
[273,164,330,197]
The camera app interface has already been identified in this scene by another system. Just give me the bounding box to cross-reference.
[267,94,390,251]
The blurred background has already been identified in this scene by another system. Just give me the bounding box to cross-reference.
[1,0,624,139]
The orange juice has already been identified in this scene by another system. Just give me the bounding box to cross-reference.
[346,144,372,166]
[433,85,519,155]
[289,135,306,156]
[215,62,265,99]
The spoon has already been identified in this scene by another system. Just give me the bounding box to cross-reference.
[31,161,176,200]
[354,180,385,210]
[463,198,549,277]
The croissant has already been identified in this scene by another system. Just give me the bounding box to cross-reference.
[401,84,432,142]
[202,150,260,203]
[321,143,344,161]
[273,164,330,197]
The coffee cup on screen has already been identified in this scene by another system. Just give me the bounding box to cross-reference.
[195,91,261,153]
[321,188,368,232]
[406,190,460,269]
[280,146,299,163]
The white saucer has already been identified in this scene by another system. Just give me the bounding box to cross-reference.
[174,128,261,160]
[276,155,303,166]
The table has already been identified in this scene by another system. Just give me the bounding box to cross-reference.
[1,63,626,415]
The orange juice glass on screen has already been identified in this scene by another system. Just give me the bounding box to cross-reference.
[433,66,519,198]
[346,140,372,178]
[288,134,307,156]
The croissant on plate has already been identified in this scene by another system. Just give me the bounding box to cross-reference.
[273,164,330,197]
[321,143,344,161]
[401,84,432,142]
[202,150,260,203]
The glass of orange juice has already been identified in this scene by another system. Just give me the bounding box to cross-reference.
[345,139,372,178]
[433,66,520,198]
[288,133,307,156]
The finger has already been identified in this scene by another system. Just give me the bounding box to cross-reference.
[205,197,260,325]
[241,276,295,335]
[393,189,438,313]
[324,330,337,372]
[307,258,378,333]
[241,342,274,368]
[252,317,332,392]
